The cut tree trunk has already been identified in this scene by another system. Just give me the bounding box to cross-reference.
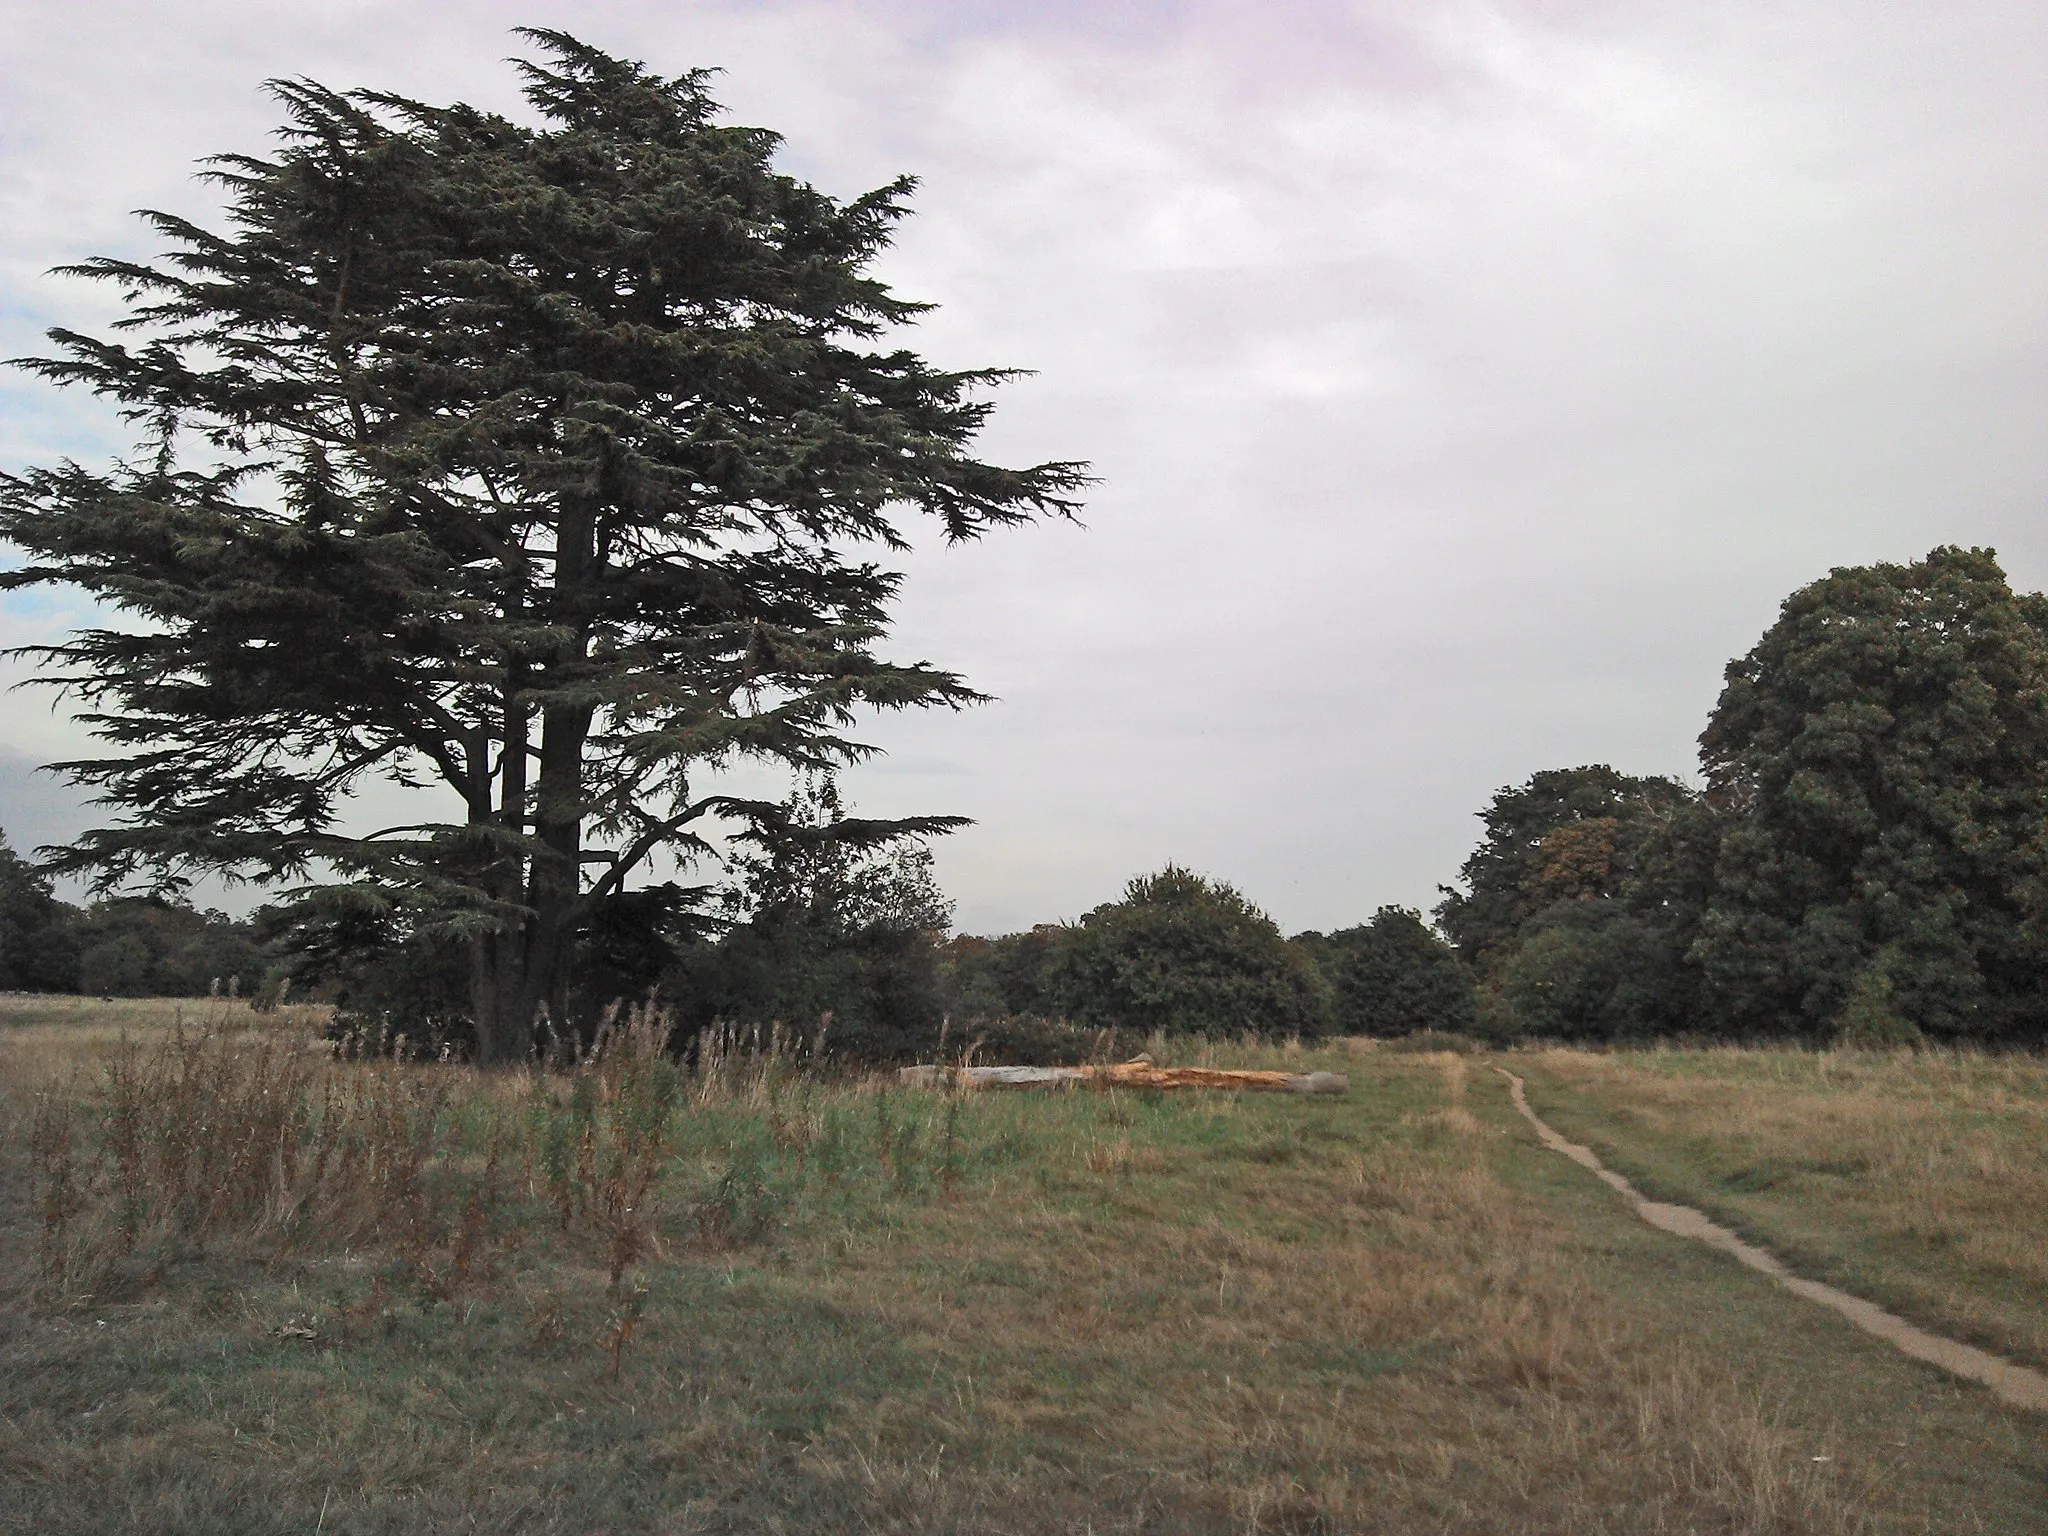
[897,1061,1347,1095]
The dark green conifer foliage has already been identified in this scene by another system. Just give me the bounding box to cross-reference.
[1695,546,2048,1043]
[0,32,1086,1061]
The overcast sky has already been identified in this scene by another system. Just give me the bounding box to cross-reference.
[4,1,2047,935]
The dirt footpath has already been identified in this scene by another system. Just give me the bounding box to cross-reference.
[1495,1066,2048,1414]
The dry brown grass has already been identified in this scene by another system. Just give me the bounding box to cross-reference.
[15,999,693,1313]
[1516,1045,2048,1370]
[0,994,332,1071]
[0,1013,2039,1533]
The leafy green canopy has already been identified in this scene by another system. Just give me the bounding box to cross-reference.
[667,774,957,1061]
[1049,866,1332,1039]
[0,32,1086,1058]
[0,831,83,992]
[1305,906,1476,1038]
[1433,766,1712,1043]
[1695,546,2048,1042]
[1456,549,2048,1048]
[1434,765,1696,968]
[1,825,270,998]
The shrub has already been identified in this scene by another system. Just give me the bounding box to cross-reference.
[662,780,956,1064]
[1310,907,1477,1037]
[951,1014,1150,1066]
[1048,866,1332,1038]
[1492,899,1699,1043]
[939,927,1067,1020]
[1833,956,1925,1050]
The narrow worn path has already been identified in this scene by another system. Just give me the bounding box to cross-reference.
[1494,1066,2048,1413]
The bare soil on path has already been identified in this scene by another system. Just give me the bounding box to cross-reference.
[1495,1065,2048,1414]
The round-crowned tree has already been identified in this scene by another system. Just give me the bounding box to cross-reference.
[1049,866,1332,1039]
[1434,765,1696,971]
[1696,546,2048,1044]
[1318,906,1476,1038]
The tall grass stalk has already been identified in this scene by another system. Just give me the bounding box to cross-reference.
[25,1003,696,1304]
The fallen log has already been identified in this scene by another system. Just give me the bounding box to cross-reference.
[896,1059,1347,1095]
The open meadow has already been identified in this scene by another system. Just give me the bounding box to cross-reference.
[1,1001,2043,1535]
[1515,1047,2048,1373]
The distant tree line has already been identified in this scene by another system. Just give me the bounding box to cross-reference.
[939,871,1472,1054]
[11,544,2041,1055]
[0,797,1474,1057]
[1440,547,2048,1049]
[265,789,1475,1061]
[0,836,267,998]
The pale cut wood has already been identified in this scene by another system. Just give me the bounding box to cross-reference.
[896,1060,1347,1095]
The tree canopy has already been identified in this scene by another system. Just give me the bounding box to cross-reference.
[666,774,956,1061]
[1443,549,2048,1049]
[1,826,270,998]
[0,832,82,993]
[1305,906,1476,1038]
[1694,546,2048,1043]
[0,32,1086,1060]
[1435,765,1697,969]
[1049,866,1332,1038]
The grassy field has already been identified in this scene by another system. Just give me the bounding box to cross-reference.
[1514,1046,2048,1375]
[1,1003,2043,1534]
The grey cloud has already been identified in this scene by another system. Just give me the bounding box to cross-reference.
[0,747,87,858]
[4,1,2046,938]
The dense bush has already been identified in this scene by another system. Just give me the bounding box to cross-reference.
[1303,906,1477,1038]
[945,1013,1150,1067]
[669,915,949,1065]
[938,927,1066,1020]
[660,780,956,1064]
[1491,902,1681,1042]
[1046,866,1332,1039]
[260,891,479,1050]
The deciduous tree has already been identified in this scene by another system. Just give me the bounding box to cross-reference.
[1696,546,2048,1043]
[1310,906,1476,1038]
[1050,866,1331,1038]
[0,831,83,993]
[668,774,956,1061]
[1435,765,1695,969]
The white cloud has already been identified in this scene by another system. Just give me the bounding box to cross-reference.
[4,0,2047,934]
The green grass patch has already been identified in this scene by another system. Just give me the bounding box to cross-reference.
[0,1017,2041,1532]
